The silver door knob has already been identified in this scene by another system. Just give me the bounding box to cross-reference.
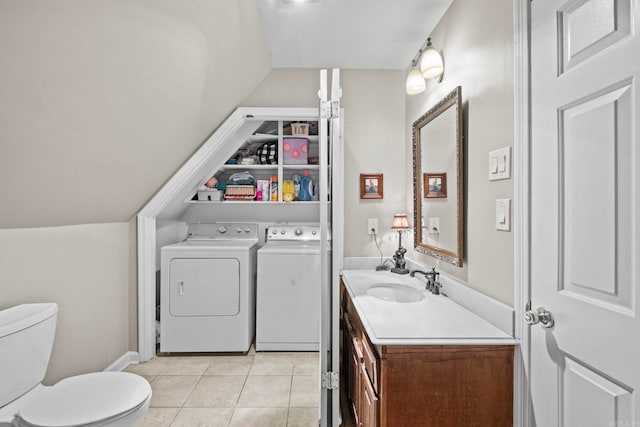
[524,306,554,328]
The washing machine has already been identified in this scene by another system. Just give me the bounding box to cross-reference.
[160,223,258,353]
[256,225,323,351]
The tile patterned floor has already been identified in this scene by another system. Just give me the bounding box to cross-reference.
[125,348,319,427]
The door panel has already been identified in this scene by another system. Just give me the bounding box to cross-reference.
[530,0,639,425]
[169,258,240,316]
[257,253,320,343]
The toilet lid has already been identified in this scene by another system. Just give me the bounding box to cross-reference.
[19,372,151,427]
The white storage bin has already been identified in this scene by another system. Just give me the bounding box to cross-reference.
[197,188,222,201]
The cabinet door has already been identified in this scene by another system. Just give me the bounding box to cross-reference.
[360,364,379,427]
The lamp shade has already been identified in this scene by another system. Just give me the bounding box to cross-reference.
[391,214,410,230]
[406,67,426,95]
[420,39,444,80]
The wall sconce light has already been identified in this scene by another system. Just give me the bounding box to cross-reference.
[405,37,444,95]
[406,62,426,95]
[391,214,410,274]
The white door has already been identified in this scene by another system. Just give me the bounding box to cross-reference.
[530,1,639,426]
[319,69,343,427]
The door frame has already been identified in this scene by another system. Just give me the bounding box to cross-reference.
[513,0,532,426]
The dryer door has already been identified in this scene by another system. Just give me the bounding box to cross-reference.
[168,258,240,316]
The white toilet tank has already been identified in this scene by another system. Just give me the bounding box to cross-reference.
[0,303,58,407]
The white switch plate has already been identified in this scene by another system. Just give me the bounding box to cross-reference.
[489,147,511,181]
[496,199,511,231]
[368,218,378,235]
[428,217,440,232]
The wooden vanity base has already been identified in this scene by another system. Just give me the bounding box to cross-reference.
[341,281,514,427]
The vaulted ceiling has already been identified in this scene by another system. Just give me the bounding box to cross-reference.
[0,0,451,228]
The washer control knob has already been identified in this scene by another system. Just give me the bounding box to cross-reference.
[271,229,277,235]
[218,226,227,234]
[281,230,286,235]
[295,228,303,236]
[245,228,251,233]
[312,230,317,235]
[236,227,242,233]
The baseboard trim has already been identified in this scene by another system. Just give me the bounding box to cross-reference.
[104,351,140,372]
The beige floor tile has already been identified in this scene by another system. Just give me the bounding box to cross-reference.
[136,407,179,427]
[125,357,170,376]
[293,356,319,376]
[237,375,292,407]
[150,375,200,407]
[229,407,288,427]
[184,375,246,408]
[255,351,304,358]
[249,355,295,375]
[170,407,234,427]
[287,407,319,427]
[161,357,211,375]
[289,376,319,407]
[205,355,254,376]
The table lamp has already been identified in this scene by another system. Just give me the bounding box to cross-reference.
[391,214,410,274]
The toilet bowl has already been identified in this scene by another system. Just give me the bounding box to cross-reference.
[0,304,151,427]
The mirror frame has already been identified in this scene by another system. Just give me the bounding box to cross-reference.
[412,86,464,266]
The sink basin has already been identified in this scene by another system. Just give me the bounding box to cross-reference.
[366,284,425,303]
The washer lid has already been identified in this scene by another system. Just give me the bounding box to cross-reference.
[19,372,151,427]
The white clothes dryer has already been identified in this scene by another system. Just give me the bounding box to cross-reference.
[160,223,258,353]
[256,225,323,351]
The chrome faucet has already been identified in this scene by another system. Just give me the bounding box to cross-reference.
[409,268,442,295]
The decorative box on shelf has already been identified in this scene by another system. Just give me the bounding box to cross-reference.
[224,185,256,201]
[283,137,308,165]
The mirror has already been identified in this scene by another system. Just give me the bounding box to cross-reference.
[412,86,463,266]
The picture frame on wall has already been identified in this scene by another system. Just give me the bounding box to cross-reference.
[424,172,447,198]
[360,173,383,199]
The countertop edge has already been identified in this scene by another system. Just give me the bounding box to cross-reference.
[342,270,517,346]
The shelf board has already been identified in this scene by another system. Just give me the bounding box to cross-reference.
[218,164,320,171]
[188,200,320,205]
[218,164,278,170]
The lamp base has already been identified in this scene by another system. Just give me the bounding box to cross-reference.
[391,267,409,275]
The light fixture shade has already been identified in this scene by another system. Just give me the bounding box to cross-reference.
[405,68,426,95]
[420,44,444,80]
[391,214,410,230]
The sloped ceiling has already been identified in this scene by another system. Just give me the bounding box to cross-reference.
[0,0,272,228]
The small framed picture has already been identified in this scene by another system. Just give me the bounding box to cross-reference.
[360,173,383,199]
[424,173,447,198]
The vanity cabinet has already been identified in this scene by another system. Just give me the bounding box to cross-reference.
[341,280,514,427]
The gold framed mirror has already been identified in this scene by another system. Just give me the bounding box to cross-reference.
[412,86,463,266]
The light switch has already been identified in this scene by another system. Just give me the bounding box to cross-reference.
[496,199,511,231]
[428,217,440,232]
[489,147,511,181]
[490,156,498,173]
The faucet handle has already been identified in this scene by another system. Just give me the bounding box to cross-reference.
[432,281,442,295]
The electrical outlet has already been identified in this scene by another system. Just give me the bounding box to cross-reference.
[368,218,378,235]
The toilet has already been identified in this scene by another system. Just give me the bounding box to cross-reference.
[0,303,151,427]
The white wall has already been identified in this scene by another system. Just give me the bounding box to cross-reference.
[0,0,272,228]
[405,0,514,305]
[0,223,130,384]
[0,0,272,382]
[243,69,407,259]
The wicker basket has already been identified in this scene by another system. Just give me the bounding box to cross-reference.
[291,123,309,136]
[224,185,256,200]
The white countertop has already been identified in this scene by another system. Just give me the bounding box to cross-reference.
[341,270,516,346]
